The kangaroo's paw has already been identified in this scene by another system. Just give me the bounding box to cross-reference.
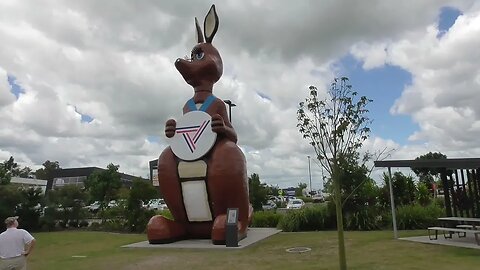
[147,215,187,244]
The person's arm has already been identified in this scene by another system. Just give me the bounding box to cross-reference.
[23,239,35,256]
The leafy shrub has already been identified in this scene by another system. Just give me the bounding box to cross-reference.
[39,217,56,231]
[68,220,79,228]
[57,221,67,229]
[278,205,335,232]
[433,197,445,208]
[275,201,287,208]
[344,207,380,231]
[278,210,304,232]
[394,203,445,230]
[79,220,89,228]
[101,207,124,219]
[102,219,126,232]
[89,222,102,231]
[416,183,431,206]
[125,209,156,233]
[157,209,173,220]
[251,211,282,227]
[298,196,313,203]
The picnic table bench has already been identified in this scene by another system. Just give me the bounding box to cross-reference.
[428,217,480,245]
[427,226,480,244]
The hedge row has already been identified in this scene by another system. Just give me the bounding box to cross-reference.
[251,202,445,232]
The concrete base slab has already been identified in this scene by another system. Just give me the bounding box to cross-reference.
[122,228,281,249]
[399,235,480,250]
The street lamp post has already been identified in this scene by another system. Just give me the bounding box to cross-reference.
[223,99,237,122]
[307,155,312,196]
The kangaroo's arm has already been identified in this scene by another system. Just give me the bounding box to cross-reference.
[212,100,238,143]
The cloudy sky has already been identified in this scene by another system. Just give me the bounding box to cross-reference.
[1,0,480,190]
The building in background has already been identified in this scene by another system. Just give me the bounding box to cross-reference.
[48,167,145,190]
[10,177,48,194]
[149,159,159,187]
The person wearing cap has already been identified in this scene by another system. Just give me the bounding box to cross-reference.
[0,216,36,270]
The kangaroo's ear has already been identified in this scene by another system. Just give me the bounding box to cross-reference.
[195,17,204,43]
[204,4,219,43]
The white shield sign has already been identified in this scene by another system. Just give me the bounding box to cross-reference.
[169,111,217,161]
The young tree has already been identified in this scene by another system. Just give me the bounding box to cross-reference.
[248,173,268,211]
[0,156,17,184]
[2,156,18,174]
[322,153,380,204]
[84,164,122,211]
[126,178,158,232]
[16,188,44,231]
[47,185,87,226]
[379,172,416,207]
[0,185,22,224]
[18,166,33,178]
[0,166,11,185]
[0,156,34,179]
[297,77,372,270]
[266,184,280,197]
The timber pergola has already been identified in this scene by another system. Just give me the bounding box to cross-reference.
[374,158,480,239]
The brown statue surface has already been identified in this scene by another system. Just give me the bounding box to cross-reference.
[147,5,252,245]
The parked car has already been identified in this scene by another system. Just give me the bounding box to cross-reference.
[262,200,277,211]
[286,199,305,209]
[147,199,168,211]
[312,193,325,203]
[87,201,101,212]
[107,200,118,208]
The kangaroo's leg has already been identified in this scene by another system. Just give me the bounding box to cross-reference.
[147,147,188,244]
[207,139,249,244]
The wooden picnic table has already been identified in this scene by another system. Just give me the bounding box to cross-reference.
[438,217,480,229]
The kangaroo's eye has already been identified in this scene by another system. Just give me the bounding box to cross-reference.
[194,51,204,60]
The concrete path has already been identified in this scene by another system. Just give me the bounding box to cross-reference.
[122,228,281,249]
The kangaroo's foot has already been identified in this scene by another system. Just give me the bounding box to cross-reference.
[147,215,187,244]
[211,214,249,245]
[211,214,227,245]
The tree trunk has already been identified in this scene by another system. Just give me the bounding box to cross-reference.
[334,166,347,270]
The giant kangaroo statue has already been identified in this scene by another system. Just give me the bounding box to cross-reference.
[147,5,252,245]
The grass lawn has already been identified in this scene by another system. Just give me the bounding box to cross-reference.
[27,230,480,270]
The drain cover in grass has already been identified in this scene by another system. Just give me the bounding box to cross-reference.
[286,247,312,253]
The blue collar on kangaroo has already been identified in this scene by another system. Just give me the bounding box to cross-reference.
[187,95,216,112]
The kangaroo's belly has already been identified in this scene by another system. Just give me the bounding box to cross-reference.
[178,160,213,222]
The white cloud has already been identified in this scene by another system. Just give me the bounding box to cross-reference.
[1,0,480,188]
[351,42,388,70]
[389,9,480,152]
[0,67,16,107]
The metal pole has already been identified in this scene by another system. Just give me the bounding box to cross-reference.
[223,100,236,123]
[388,167,398,239]
[308,156,312,195]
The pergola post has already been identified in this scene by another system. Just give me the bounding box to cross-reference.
[440,168,452,216]
[388,167,398,239]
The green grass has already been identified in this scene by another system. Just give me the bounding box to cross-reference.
[28,230,480,270]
